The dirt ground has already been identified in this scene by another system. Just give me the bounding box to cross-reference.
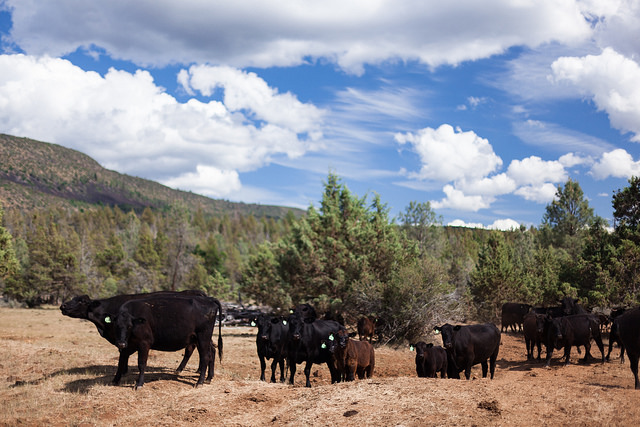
[1,306,639,426]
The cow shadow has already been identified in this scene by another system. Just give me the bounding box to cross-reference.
[496,357,546,372]
[9,364,197,394]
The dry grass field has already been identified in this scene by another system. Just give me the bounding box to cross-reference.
[1,306,640,426]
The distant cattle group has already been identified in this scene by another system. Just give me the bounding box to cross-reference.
[60,292,640,390]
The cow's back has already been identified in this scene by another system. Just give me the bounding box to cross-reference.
[456,324,500,364]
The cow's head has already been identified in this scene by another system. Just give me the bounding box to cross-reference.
[114,311,145,349]
[60,295,92,318]
[410,341,431,360]
[544,316,563,349]
[434,324,460,350]
[252,314,272,341]
[288,312,304,341]
[560,296,578,316]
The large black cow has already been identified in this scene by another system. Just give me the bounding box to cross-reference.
[112,295,223,389]
[543,313,604,367]
[523,312,546,360]
[616,307,640,389]
[433,323,500,380]
[286,310,345,387]
[501,303,531,333]
[60,290,211,373]
[410,342,447,378]
[606,308,628,362]
[252,314,289,383]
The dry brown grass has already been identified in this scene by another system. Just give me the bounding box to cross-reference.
[1,306,640,426]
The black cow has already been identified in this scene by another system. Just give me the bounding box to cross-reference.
[560,296,588,315]
[523,312,546,360]
[616,307,640,389]
[531,306,565,318]
[60,290,210,373]
[501,303,531,333]
[433,323,500,380]
[113,295,223,389]
[252,314,289,383]
[410,342,447,378]
[286,311,345,387]
[357,316,376,342]
[543,314,604,367]
[606,316,625,362]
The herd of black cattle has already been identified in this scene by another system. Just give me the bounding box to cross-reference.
[59,291,640,390]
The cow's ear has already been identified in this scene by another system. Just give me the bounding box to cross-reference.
[426,343,433,348]
[89,300,101,309]
[453,325,462,331]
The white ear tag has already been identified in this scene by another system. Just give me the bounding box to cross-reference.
[104,316,112,324]
[434,330,440,335]
[328,334,334,341]
[321,343,327,349]
[283,320,287,325]
[251,321,256,327]
[410,345,414,351]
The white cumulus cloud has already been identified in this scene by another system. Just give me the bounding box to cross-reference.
[590,149,640,179]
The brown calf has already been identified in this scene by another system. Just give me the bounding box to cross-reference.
[332,329,375,381]
[357,316,376,342]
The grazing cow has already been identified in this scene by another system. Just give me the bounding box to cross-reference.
[60,290,212,373]
[357,316,376,342]
[410,342,447,378]
[286,311,345,387]
[606,316,625,362]
[543,314,605,367]
[501,303,532,333]
[331,329,375,381]
[113,295,223,389]
[615,307,640,389]
[433,323,500,380]
[523,313,546,361]
[252,314,289,382]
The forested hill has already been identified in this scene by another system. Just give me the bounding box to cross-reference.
[0,134,303,219]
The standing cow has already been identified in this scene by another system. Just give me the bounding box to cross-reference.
[287,311,345,387]
[433,323,500,380]
[252,314,289,383]
[410,342,447,378]
[523,313,546,361]
[113,295,223,389]
[501,303,531,333]
[60,290,214,374]
[331,329,375,381]
[357,316,376,343]
[543,314,605,367]
[616,308,640,389]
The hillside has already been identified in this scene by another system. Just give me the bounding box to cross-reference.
[0,134,304,218]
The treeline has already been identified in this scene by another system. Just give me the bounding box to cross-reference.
[1,173,639,342]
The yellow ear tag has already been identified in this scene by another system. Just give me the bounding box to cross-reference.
[104,316,112,324]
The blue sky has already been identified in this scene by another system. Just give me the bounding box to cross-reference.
[1,1,639,229]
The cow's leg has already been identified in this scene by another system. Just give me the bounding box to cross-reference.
[544,345,554,367]
[582,342,592,362]
[629,354,640,389]
[594,335,605,363]
[112,348,133,385]
[606,337,615,361]
[621,345,626,363]
[288,358,296,385]
[278,358,286,383]
[563,345,571,365]
[490,350,498,379]
[259,354,266,381]
[346,359,356,381]
[193,334,210,387]
[328,359,341,384]
[303,361,313,388]
[134,344,150,390]
[269,358,278,383]
[464,363,472,380]
[176,344,195,373]
[535,339,542,360]
[525,338,532,360]
[481,361,488,378]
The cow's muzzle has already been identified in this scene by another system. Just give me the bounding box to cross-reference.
[117,341,127,349]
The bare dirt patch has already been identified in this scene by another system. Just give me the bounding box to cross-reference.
[1,307,639,426]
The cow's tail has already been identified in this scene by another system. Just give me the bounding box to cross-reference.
[216,299,224,363]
